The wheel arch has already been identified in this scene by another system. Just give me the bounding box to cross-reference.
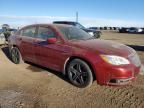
[63,56,96,80]
[10,44,19,49]
[9,44,20,52]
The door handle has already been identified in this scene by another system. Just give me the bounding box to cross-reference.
[33,42,40,46]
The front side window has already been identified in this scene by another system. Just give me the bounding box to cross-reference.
[37,26,56,40]
[58,26,92,40]
[22,27,36,37]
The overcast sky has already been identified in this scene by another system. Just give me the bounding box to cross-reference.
[0,0,144,28]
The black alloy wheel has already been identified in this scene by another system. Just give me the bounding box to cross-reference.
[67,59,93,88]
[11,47,22,64]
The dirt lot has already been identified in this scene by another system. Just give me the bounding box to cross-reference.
[0,31,144,108]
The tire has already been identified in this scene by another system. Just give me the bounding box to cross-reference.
[67,59,93,88]
[10,47,23,64]
[94,32,101,38]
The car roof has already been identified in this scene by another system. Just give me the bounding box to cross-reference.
[21,24,73,30]
[53,21,76,23]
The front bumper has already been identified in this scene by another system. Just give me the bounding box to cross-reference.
[106,65,140,86]
[94,62,141,86]
[93,51,141,86]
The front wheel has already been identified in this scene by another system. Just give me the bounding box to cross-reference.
[67,59,93,88]
[10,47,23,64]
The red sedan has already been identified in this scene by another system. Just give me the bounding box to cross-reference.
[8,24,142,87]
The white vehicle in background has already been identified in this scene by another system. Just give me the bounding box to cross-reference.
[142,28,144,34]
[0,33,6,45]
[127,27,143,33]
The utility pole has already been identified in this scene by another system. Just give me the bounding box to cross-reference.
[76,12,78,22]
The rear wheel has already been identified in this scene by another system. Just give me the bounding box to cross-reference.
[10,47,23,64]
[67,59,93,88]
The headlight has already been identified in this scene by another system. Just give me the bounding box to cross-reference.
[101,55,130,65]
[88,32,94,36]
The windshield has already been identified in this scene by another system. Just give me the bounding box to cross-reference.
[57,26,92,40]
[75,23,85,29]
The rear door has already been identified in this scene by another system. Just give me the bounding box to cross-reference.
[19,26,37,63]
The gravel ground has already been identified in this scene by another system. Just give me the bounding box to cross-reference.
[0,31,144,108]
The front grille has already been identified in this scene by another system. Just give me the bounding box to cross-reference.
[128,53,141,67]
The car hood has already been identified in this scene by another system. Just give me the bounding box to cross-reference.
[82,28,101,33]
[82,28,96,32]
[71,39,134,57]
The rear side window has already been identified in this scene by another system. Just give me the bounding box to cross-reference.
[37,26,56,40]
[15,30,21,35]
[16,30,23,36]
[22,27,36,37]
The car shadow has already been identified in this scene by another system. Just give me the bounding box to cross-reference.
[1,46,71,85]
[1,46,12,61]
[127,45,144,51]
[25,62,70,83]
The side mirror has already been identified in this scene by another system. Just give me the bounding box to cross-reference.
[47,38,57,44]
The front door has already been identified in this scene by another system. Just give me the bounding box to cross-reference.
[34,26,71,71]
